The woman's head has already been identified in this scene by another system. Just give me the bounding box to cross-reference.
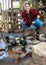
[23,1,30,12]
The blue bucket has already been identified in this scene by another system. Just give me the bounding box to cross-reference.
[34,18,43,27]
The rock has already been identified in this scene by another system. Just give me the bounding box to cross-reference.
[32,42,46,65]
[26,39,40,45]
[26,40,33,44]
[39,34,46,41]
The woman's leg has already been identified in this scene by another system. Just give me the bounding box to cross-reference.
[20,20,30,35]
[30,24,40,39]
[20,20,28,31]
[30,24,37,30]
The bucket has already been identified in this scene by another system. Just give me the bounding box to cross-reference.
[34,18,43,27]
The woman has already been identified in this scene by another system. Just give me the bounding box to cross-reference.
[20,1,42,35]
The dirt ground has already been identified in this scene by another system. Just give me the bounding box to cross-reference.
[0,56,40,65]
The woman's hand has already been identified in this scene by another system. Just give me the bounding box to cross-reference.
[32,21,35,24]
[37,15,40,19]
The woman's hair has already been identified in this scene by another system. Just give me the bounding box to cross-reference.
[23,1,30,10]
[23,1,30,7]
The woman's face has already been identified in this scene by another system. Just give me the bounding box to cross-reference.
[24,4,30,12]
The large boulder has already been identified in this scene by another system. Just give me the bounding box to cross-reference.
[32,42,46,65]
[39,34,46,41]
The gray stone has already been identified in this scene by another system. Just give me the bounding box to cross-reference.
[32,42,46,65]
[39,34,46,41]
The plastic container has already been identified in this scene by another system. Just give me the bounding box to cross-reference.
[34,18,43,27]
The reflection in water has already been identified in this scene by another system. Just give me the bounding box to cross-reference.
[0,39,8,60]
